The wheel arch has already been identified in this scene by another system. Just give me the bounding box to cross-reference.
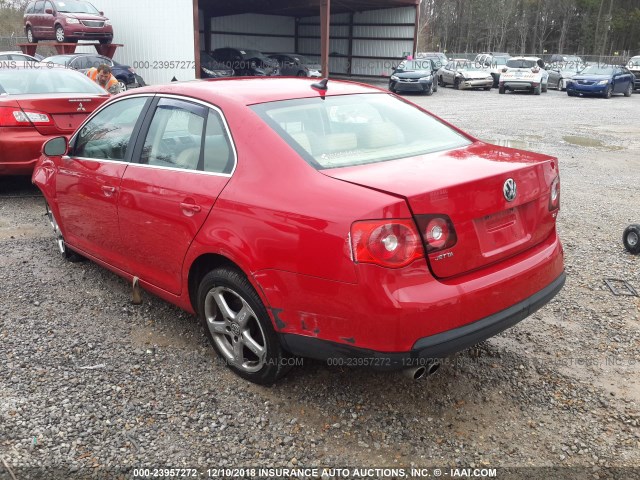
[187,253,269,315]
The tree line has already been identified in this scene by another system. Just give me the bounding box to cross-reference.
[417,0,640,57]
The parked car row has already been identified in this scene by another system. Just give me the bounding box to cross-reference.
[390,52,637,99]
[200,48,322,79]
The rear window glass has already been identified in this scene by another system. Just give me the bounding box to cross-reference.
[507,59,537,69]
[252,93,471,170]
[0,66,105,94]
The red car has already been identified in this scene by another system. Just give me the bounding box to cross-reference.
[24,0,113,44]
[33,78,565,384]
[0,62,110,176]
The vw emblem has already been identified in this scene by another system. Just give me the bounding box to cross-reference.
[503,178,517,202]
[76,103,86,112]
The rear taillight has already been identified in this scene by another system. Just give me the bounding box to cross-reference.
[351,219,423,268]
[502,68,508,73]
[415,215,458,253]
[0,107,53,127]
[549,176,560,211]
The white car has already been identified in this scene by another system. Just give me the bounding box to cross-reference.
[499,57,549,95]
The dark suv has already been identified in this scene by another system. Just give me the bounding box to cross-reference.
[210,48,279,76]
[24,0,113,44]
[42,53,144,90]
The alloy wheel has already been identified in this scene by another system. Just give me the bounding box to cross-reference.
[204,286,267,373]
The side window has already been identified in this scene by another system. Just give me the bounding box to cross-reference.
[203,110,233,174]
[72,97,148,160]
[34,1,44,13]
[140,98,205,171]
[26,2,35,14]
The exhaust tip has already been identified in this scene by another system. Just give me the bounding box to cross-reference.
[403,361,441,381]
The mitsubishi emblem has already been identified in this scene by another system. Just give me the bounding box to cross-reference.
[503,178,517,202]
[76,103,86,112]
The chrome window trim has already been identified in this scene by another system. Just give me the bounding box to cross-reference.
[69,92,238,177]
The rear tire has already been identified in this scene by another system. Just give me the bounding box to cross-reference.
[197,267,292,385]
[26,27,37,43]
[624,83,632,97]
[542,82,548,93]
[533,85,541,95]
[623,224,640,254]
[116,79,127,91]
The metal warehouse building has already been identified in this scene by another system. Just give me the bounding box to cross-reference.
[82,0,420,86]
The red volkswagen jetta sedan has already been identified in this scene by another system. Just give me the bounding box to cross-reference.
[33,78,565,384]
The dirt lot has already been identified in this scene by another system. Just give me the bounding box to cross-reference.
[1,84,639,480]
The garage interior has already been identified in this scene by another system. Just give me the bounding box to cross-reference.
[195,0,420,79]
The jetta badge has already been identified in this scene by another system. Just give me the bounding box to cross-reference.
[76,103,86,112]
[503,178,517,202]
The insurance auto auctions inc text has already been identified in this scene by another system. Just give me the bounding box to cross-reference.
[250,467,497,478]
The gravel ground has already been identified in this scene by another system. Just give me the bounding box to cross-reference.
[1,84,639,480]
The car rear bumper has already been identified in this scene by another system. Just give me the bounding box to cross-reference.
[258,229,564,354]
[502,81,536,90]
[279,271,566,370]
[0,127,50,175]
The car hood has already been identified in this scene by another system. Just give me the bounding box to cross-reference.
[63,13,108,21]
[571,74,612,81]
[395,70,431,79]
[458,70,491,79]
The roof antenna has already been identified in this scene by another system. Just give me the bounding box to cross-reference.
[311,78,328,91]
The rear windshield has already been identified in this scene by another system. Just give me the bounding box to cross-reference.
[252,93,471,170]
[54,0,99,14]
[507,59,537,68]
[0,67,105,94]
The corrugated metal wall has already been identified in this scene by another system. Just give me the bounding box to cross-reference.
[76,0,196,86]
[298,6,415,76]
[208,14,295,52]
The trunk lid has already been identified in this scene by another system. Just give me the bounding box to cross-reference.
[324,142,559,279]
[13,93,108,135]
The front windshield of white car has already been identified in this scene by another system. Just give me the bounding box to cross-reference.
[507,59,537,68]
[580,65,615,75]
[252,93,471,170]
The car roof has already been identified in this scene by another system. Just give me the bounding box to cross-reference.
[124,77,383,106]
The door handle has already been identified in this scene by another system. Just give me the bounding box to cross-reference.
[180,202,201,214]
[101,185,117,197]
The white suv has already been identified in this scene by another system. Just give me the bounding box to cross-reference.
[498,57,549,95]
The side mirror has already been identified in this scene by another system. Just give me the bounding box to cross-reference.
[43,136,68,157]
[44,7,53,14]
[99,10,104,15]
